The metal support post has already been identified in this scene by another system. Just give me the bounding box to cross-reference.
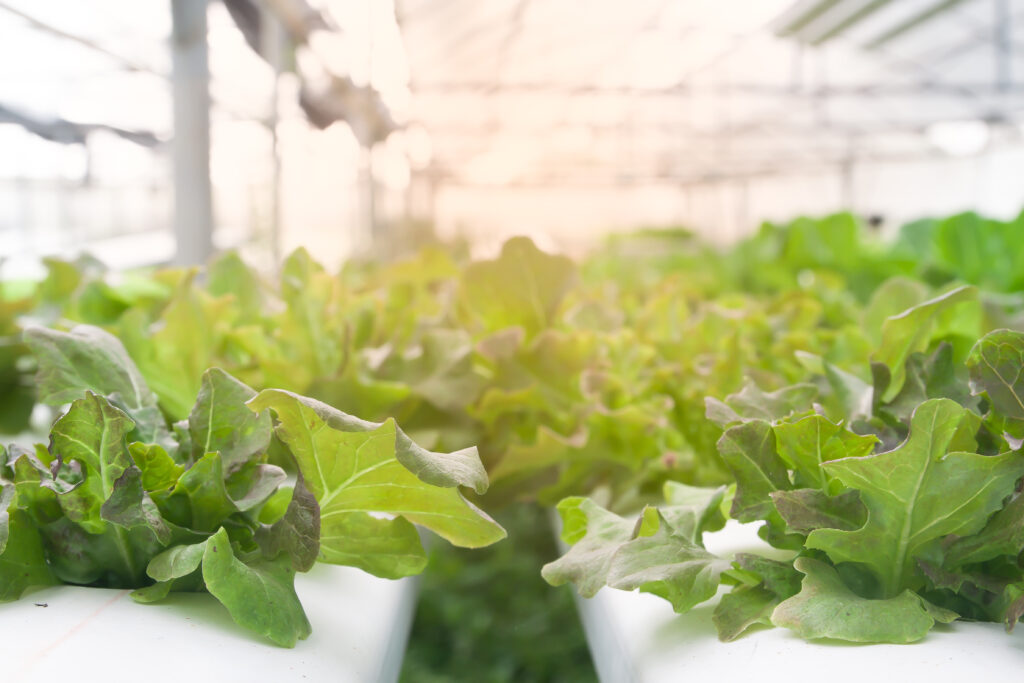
[171,0,213,265]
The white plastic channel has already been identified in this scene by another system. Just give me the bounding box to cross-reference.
[1,565,419,683]
[568,520,1019,683]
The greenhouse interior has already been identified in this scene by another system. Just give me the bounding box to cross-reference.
[3,0,1024,681]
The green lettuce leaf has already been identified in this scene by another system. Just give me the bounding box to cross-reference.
[248,390,505,578]
[806,399,1024,597]
[0,484,57,601]
[607,509,730,612]
[24,325,172,449]
[541,497,636,597]
[459,236,577,336]
[188,368,272,472]
[873,286,977,402]
[772,557,957,643]
[202,527,311,648]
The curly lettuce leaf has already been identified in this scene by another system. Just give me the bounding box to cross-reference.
[772,557,957,643]
[807,399,1024,597]
[248,390,505,578]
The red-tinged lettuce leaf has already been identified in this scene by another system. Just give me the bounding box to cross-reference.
[201,527,311,648]
[717,420,790,522]
[23,325,173,450]
[227,462,288,511]
[807,399,1024,597]
[945,492,1024,567]
[100,466,171,546]
[713,554,802,641]
[248,390,505,578]
[49,393,135,534]
[770,489,866,535]
[1004,585,1024,632]
[872,343,978,432]
[173,452,239,532]
[188,368,272,472]
[255,474,320,572]
[772,557,958,643]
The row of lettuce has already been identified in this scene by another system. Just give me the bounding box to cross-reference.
[1,208,1023,646]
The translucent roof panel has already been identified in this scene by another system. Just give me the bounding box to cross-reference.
[396,0,1024,186]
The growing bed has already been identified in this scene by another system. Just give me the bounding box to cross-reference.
[2,567,418,683]
[573,522,1017,683]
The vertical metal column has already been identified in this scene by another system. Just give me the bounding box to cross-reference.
[260,6,285,267]
[362,0,378,253]
[171,0,213,265]
[996,0,1012,92]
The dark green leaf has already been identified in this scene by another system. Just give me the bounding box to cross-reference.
[100,466,171,545]
[49,393,135,534]
[188,368,271,472]
[772,557,958,643]
[717,420,790,522]
[807,399,1024,597]
[771,489,866,535]
[256,474,320,572]
[202,527,311,648]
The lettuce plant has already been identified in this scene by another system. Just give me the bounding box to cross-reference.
[0,325,503,646]
[544,327,1024,644]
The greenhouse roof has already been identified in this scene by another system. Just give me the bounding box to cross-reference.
[397,0,1024,186]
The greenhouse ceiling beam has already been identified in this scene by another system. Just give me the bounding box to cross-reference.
[411,81,1024,98]
[864,0,974,49]
[431,148,984,187]
[420,117,1010,137]
[775,0,848,37]
[0,1,164,76]
[806,0,896,46]
[0,103,161,147]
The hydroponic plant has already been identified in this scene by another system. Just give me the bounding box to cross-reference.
[3,208,1024,666]
[544,320,1024,643]
[0,325,504,646]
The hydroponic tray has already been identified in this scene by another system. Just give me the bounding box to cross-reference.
[573,521,1020,683]
[1,565,418,683]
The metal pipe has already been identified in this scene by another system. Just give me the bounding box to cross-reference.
[171,0,214,266]
[864,0,972,49]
